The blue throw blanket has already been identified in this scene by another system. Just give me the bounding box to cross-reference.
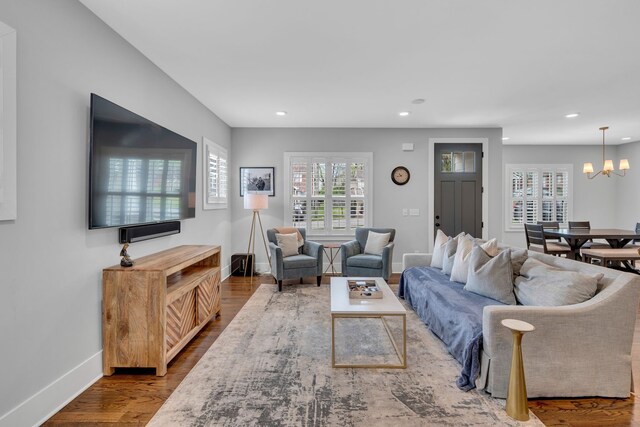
[398,266,505,391]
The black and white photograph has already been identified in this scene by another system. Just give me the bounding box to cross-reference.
[240,167,275,196]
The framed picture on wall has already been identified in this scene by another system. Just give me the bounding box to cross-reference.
[240,167,275,196]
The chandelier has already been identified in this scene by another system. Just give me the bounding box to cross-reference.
[583,126,629,179]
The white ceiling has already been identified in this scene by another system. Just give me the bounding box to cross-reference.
[79,0,640,145]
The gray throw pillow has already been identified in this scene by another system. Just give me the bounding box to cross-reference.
[510,249,528,283]
[464,245,516,305]
[514,258,602,306]
[441,237,458,275]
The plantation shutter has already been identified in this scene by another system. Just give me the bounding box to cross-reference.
[203,138,228,209]
[506,164,572,231]
[285,153,372,236]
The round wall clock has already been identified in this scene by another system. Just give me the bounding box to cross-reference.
[391,166,410,185]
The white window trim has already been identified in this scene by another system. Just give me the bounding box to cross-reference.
[284,152,373,239]
[0,21,16,220]
[202,137,228,210]
[504,163,573,232]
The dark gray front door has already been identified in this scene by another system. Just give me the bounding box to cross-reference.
[434,143,483,237]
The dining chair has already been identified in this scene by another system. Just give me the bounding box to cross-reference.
[568,220,608,250]
[536,221,570,247]
[525,223,571,257]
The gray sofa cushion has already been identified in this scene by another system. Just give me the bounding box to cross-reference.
[464,246,516,305]
[346,254,383,269]
[283,254,317,269]
[514,257,602,306]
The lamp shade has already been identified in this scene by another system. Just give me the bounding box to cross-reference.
[244,193,268,210]
[583,162,594,174]
[603,160,614,172]
[620,159,630,171]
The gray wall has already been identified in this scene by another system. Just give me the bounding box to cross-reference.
[615,140,640,228]
[0,1,231,422]
[230,127,503,270]
[502,144,623,248]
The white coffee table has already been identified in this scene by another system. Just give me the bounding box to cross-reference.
[330,277,407,368]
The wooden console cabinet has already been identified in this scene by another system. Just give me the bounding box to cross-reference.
[102,245,221,376]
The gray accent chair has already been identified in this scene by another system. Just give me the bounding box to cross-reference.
[267,228,323,292]
[341,227,396,280]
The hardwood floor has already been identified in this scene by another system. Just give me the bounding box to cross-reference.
[44,274,640,426]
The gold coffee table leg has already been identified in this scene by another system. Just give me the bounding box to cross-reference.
[501,319,535,421]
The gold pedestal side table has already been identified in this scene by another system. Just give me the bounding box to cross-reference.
[501,318,535,421]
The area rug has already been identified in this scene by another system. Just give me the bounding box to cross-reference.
[148,284,543,426]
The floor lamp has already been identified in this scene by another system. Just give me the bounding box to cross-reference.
[244,194,271,281]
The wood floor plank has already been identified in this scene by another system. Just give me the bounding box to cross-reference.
[43,273,640,426]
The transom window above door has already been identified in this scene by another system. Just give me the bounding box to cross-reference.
[441,151,476,173]
[284,152,372,237]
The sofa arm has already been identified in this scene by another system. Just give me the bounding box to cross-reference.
[402,253,432,270]
[482,274,640,398]
[304,240,323,276]
[269,242,283,280]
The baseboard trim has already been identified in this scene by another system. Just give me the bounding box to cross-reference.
[221,263,231,281]
[392,262,403,274]
[0,351,103,427]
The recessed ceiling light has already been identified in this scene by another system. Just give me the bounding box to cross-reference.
[399,111,411,117]
[502,137,510,141]
[411,99,425,105]
[564,113,580,118]
[276,111,287,116]
[622,137,632,141]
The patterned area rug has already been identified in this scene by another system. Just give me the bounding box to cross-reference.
[148,284,543,426]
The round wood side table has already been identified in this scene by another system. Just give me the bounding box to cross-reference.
[501,318,535,421]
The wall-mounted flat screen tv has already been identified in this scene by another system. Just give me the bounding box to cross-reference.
[89,94,196,229]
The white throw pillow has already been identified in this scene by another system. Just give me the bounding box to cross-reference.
[450,235,475,283]
[364,231,391,255]
[430,229,449,268]
[276,233,299,257]
[449,237,498,284]
[480,238,499,256]
[431,230,465,269]
[441,237,459,275]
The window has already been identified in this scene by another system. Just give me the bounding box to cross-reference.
[202,137,228,210]
[441,150,476,173]
[285,152,372,236]
[505,164,572,231]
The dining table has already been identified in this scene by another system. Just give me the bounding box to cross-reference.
[543,228,640,261]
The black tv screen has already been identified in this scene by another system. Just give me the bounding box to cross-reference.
[89,94,196,229]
